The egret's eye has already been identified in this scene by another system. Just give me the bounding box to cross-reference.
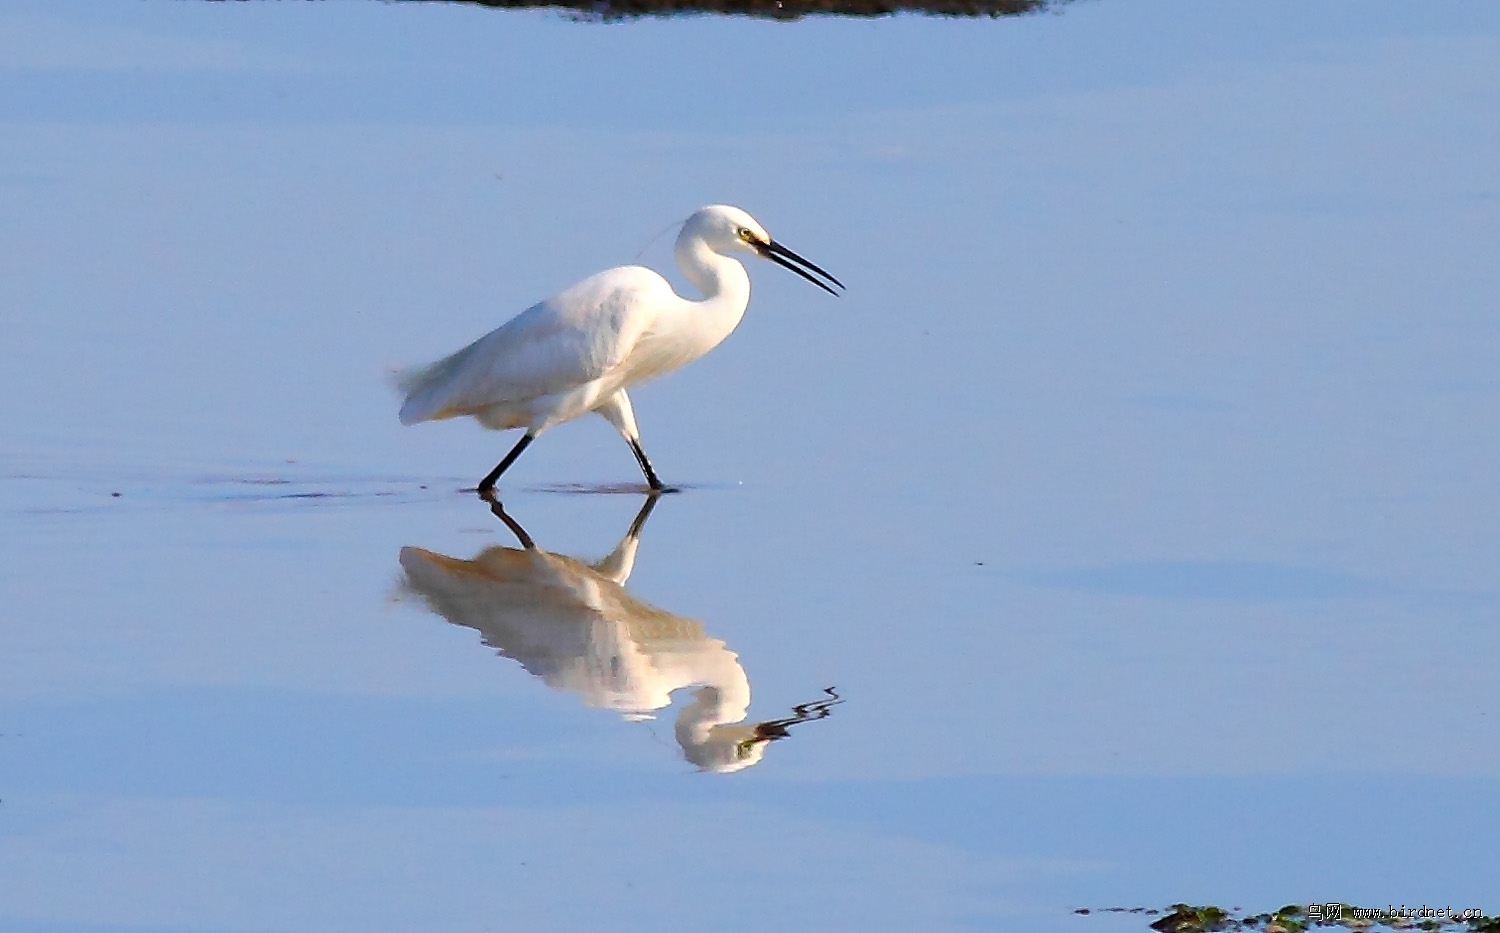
[738,227,754,241]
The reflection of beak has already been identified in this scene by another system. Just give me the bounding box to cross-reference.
[755,239,845,296]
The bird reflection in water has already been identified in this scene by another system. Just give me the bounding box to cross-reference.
[399,496,841,773]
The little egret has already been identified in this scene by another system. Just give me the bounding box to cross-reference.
[397,204,843,494]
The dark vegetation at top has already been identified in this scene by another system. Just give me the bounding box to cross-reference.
[391,0,1072,21]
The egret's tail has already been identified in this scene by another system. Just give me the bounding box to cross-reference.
[389,361,433,397]
[392,347,470,425]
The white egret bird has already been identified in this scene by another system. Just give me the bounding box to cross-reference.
[397,204,843,494]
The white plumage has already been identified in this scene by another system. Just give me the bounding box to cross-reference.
[397,204,842,494]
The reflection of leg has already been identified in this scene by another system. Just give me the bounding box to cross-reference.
[626,491,661,541]
[477,433,534,494]
[592,492,662,584]
[485,498,536,550]
[629,438,666,492]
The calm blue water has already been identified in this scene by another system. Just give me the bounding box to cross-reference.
[2,1,1498,930]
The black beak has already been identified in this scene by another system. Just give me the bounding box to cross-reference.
[757,239,844,297]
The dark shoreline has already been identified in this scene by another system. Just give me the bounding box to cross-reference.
[388,0,1071,20]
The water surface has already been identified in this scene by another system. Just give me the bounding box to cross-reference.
[2,1,1498,930]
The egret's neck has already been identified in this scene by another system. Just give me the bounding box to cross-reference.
[675,238,751,337]
[676,684,751,744]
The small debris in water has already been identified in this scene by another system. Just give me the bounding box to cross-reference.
[1078,903,1496,933]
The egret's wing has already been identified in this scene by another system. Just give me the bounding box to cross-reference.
[399,267,666,424]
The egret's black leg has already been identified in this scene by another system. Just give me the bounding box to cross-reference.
[485,498,537,550]
[477,433,534,495]
[628,438,669,492]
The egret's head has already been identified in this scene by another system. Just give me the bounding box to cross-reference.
[681,204,844,296]
[675,686,844,774]
[681,722,772,774]
[684,204,770,256]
